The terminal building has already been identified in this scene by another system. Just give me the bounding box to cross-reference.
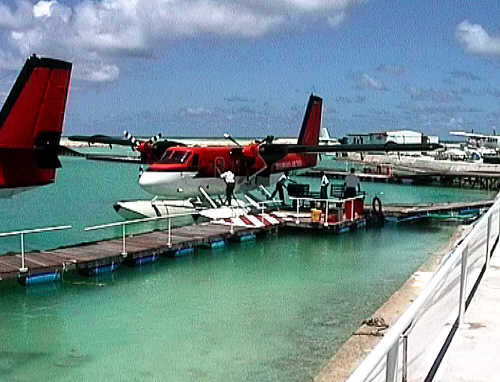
[345,130,439,145]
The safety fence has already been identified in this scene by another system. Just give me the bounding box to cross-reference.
[0,225,72,272]
[84,212,197,255]
[345,194,500,382]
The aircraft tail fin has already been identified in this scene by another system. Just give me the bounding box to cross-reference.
[320,127,330,140]
[0,54,72,161]
[297,94,322,146]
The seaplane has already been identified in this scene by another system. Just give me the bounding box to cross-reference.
[0,54,73,198]
[449,130,500,163]
[70,95,441,220]
[450,130,500,152]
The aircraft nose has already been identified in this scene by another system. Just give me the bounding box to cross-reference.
[138,171,182,196]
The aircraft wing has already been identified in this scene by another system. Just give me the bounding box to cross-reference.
[69,135,132,146]
[450,131,488,139]
[84,154,143,164]
[57,146,86,157]
[261,142,442,155]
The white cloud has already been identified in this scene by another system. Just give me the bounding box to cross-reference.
[456,20,500,57]
[0,0,361,82]
[355,73,387,91]
[180,107,212,116]
[0,1,33,30]
[33,1,55,18]
[327,11,346,29]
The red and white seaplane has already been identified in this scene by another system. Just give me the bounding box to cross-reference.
[71,95,441,219]
[0,54,72,198]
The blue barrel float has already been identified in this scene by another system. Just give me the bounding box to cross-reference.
[238,233,256,242]
[80,262,119,276]
[18,271,61,286]
[130,254,158,266]
[173,247,195,257]
[202,239,226,249]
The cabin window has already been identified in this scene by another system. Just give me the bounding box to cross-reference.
[171,151,190,163]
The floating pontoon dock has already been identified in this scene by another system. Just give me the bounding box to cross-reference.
[0,199,494,284]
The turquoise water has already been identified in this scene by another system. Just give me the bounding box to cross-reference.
[0,154,495,381]
[0,225,456,381]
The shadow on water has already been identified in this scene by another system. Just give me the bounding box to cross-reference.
[0,351,48,376]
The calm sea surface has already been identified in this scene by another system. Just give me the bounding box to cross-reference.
[0,154,495,381]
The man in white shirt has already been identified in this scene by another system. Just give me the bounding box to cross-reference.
[220,170,235,205]
[320,171,329,200]
[343,168,360,198]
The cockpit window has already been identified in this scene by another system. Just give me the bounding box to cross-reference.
[160,150,191,164]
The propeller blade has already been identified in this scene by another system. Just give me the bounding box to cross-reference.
[123,130,139,147]
[148,133,162,144]
[224,132,242,147]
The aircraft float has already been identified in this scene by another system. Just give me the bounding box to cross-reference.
[70,95,441,219]
[0,54,72,198]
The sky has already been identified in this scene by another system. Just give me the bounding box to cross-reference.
[1,1,500,139]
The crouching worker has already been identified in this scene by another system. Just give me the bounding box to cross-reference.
[220,170,235,206]
[269,171,293,206]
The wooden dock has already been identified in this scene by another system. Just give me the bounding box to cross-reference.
[1,199,493,284]
[0,210,372,283]
[301,168,500,190]
[379,199,494,221]
[0,220,279,282]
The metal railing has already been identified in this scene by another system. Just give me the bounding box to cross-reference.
[345,194,500,382]
[85,212,197,256]
[0,225,72,272]
[289,195,365,226]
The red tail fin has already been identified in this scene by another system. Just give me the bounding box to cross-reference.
[0,55,72,192]
[297,94,322,145]
[0,54,72,149]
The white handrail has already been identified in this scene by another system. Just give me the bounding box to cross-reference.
[0,225,72,272]
[0,225,72,238]
[84,212,195,231]
[85,212,197,256]
[346,196,499,382]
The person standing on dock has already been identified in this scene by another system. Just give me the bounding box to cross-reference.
[320,171,329,200]
[269,171,293,206]
[343,168,360,198]
[220,170,235,206]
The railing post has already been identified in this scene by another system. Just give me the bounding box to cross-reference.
[497,206,500,240]
[324,200,329,227]
[167,217,172,247]
[486,214,492,269]
[351,197,355,221]
[121,224,127,257]
[385,340,399,382]
[402,334,408,382]
[296,199,300,225]
[19,232,27,273]
[459,244,469,327]
[230,207,234,235]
